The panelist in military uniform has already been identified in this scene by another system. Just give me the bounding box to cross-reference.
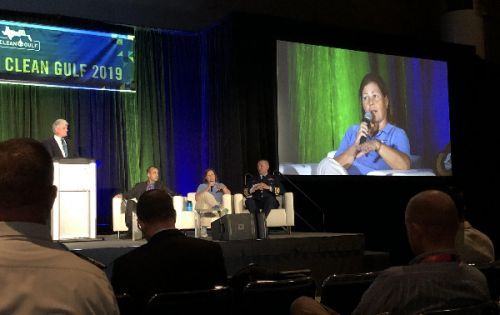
[244,159,283,238]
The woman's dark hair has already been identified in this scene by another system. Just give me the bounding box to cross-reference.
[358,73,390,119]
[359,73,389,100]
[203,168,217,183]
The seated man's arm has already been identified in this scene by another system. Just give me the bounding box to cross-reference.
[243,175,254,197]
[122,182,141,200]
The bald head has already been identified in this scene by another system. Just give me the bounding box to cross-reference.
[405,190,459,255]
[0,138,57,223]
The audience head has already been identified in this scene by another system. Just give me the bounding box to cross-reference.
[0,138,57,223]
[405,190,459,256]
[359,73,390,122]
[203,168,217,183]
[146,166,160,183]
[257,159,270,176]
[52,119,69,138]
[136,189,176,240]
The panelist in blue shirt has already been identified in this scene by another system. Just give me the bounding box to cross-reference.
[334,73,411,175]
[195,168,231,210]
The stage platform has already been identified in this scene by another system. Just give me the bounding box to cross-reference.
[64,232,374,288]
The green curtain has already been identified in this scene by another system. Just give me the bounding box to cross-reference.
[288,43,370,163]
[126,28,167,188]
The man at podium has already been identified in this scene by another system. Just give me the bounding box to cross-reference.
[42,118,78,159]
[115,166,176,237]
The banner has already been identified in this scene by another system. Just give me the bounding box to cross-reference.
[0,20,135,91]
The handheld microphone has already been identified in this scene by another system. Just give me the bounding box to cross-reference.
[359,112,373,144]
[244,173,252,186]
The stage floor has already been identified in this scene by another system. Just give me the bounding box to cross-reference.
[64,231,366,288]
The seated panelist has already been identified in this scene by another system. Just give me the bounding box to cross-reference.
[195,168,231,210]
[114,166,176,237]
[244,160,284,238]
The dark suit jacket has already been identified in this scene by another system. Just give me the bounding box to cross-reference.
[42,137,78,159]
[244,173,284,201]
[122,181,176,200]
[111,229,227,306]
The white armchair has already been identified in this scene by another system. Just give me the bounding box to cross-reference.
[112,196,128,233]
[111,196,142,240]
[177,192,233,230]
[112,195,194,235]
[112,193,233,234]
[233,192,295,233]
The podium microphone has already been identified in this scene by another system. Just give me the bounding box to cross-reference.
[359,112,373,144]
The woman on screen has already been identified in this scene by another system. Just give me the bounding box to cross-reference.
[334,73,411,175]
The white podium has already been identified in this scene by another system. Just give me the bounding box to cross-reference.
[51,158,97,241]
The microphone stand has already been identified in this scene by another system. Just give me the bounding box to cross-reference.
[274,171,325,232]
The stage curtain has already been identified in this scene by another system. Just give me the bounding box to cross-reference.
[129,28,167,189]
[160,30,205,194]
[215,19,279,189]
[0,84,133,227]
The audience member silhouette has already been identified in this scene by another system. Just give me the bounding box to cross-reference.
[449,187,495,265]
[291,190,490,315]
[0,138,118,314]
[111,189,227,308]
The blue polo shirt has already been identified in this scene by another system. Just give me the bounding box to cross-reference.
[196,182,225,203]
[334,123,411,175]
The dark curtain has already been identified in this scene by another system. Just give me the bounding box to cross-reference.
[220,18,278,187]
[200,20,242,191]
[161,30,204,194]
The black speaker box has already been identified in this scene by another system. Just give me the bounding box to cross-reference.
[211,214,256,241]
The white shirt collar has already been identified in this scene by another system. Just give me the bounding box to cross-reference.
[53,135,66,157]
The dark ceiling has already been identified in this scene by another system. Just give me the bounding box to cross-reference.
[1,0,499,62]
[0,0,445,35]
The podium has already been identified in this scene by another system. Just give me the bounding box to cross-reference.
[51,158,96,241]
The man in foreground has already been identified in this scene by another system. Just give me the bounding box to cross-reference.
[0,138,118,314]
[111,189,227,308]
[291,190,490,315]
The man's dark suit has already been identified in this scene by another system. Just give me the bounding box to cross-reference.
[122,181,175,200]
[244,173,283,217]
[122,181,176,230]
[111,229,227,306]
[42,137,78,159]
